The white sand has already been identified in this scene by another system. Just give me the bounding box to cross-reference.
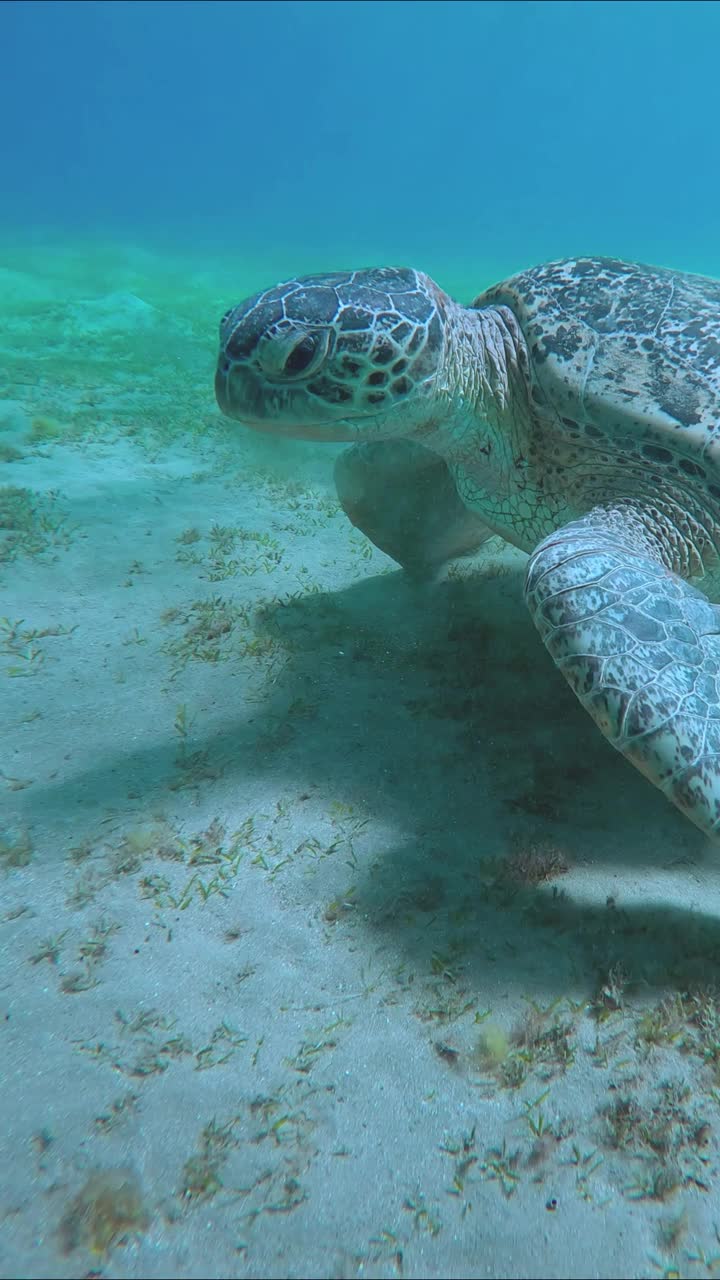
[2,248,720,1280]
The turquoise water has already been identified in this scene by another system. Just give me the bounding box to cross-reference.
[5,4,720,1279]
[4,0,720,277]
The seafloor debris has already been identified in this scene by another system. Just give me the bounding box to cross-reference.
[58,1167,149,1255]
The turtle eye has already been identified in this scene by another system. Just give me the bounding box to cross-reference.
[283,332,322,377]
[256,327,331,380]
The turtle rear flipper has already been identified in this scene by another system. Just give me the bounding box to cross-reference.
[526,508,720,838]
[334,439,492,580]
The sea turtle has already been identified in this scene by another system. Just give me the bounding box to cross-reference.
[215,257,720,840]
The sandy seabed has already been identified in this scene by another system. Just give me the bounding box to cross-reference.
[2,242,720,1280]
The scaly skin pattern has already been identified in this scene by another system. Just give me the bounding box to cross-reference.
[215,267,451,440]
[216,257,720,839]
[526,507,720,836]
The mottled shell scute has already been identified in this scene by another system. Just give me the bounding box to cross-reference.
[473,257,720,458]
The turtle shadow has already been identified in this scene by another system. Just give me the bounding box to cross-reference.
[342,828,720,999]
[245,564,720,989]
[251,562,702,866]
[15,553,718,992]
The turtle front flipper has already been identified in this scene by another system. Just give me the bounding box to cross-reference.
[334,439,492,579]
[525,509,720,839]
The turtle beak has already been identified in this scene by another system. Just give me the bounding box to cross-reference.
[215,357,263,421]
[214,359,231,416]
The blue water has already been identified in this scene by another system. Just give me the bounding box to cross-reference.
[3,0,720,279]
[6,8,720,1277]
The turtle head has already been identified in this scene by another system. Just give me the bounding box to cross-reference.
[215,267,450,440]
